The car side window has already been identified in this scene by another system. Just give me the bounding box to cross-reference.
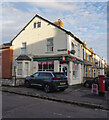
[33,73,39,77]
[39,73,46,77]
[39,73,52,77]
[46,73,52,77]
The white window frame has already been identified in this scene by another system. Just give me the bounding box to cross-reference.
[93,69,96,78]
[84,50,86,60]
[47,38,53,52]
[85,67,88,77]
[71,42,74,51]
[38,62,54,72]
[24,62,29,77]
[33,22,41,28]
[87,54,89,61]
[73,63,79,79]
[17,62,22,76]
[89,67,91,77]
[21,42,26,54]
[77,44,80,57]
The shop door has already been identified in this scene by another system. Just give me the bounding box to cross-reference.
[61,64,68,77]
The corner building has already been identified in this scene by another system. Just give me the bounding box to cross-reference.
[11,14,84,85]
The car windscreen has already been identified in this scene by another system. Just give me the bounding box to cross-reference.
[53,73,66,78]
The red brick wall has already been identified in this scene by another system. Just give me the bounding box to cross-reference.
[2,47,13,78]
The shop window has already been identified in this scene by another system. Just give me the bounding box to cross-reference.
[73,63,79,79]
[38,62,54,71]
[47,38,53,52]
[17,62,22,76]
[85,67,88,77]
[21,42,26,54]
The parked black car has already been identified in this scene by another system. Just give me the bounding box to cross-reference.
[25,72,68,93]
[84,77,109,91]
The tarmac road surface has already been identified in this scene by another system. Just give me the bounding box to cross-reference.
[2,92,108,118]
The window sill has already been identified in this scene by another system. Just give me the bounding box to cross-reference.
[45,51,54,53]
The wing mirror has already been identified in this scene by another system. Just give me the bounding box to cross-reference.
[31,75,34,77]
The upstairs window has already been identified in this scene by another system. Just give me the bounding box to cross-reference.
[77,44,80,57]
[84,50,86,60]
[47,38,53,52]
[34,22,41,28]
[21,42,26,54]
[87,54,89,61]
[71,42,74,50]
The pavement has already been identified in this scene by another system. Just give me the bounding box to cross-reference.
[1,85,109,111]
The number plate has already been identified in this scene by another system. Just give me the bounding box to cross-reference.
[60,82,66,85]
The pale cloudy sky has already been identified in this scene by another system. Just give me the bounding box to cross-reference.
[0,1,108,62]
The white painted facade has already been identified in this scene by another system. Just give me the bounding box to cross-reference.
[12,15,83,85]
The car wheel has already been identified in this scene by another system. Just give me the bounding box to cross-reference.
[25,81,31,88]
[60,88,65,91]
[44,84,51,93]
[85,83,90,88]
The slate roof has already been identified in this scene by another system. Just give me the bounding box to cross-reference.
[16,55,31,61]
[11,14,83,44]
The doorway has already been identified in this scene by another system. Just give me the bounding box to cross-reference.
[60,64,68,77]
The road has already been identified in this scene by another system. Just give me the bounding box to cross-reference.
[2,92,108,118]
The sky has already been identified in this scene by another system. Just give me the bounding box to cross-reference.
[0,1,108,62]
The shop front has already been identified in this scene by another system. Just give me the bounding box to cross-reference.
[33,56,83,85]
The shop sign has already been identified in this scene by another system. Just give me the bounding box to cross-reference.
[38,61,54,65]
[62,56,65,61]
[71,57,77,62]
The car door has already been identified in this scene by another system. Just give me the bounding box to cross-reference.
[30,72,40,86]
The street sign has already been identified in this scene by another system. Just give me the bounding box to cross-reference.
[71,57,76,62]
[62,56,65,61]
[92,84,98,95]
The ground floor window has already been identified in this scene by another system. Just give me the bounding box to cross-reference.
[73,63,79,79]
[89,67,91,77]
[38,61,54,71]
[98,69,100,75]
[93,69,96,77]
[17,62,22,76]
[24,62,29,76]
[85,67,88,77]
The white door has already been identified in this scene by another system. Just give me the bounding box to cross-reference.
[61,64,68,77]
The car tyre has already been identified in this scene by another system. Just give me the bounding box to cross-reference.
[60,88,65,91]
[44,84,51,93]
[25,81,31,88]
[84,83,90,88]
